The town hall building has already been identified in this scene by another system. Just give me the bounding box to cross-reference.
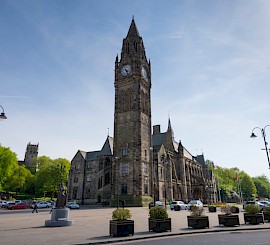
[68,19,216,206]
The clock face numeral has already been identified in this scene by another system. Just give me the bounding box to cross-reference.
[141,67,147,80]
[121,65,132,76]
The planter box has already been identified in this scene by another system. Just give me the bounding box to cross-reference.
[148,218,171,232]
[187,216,209,229]
[244,213,264,225]
[218,214,240,227]
[263,212,270,222]
[208,206,216,212]
[109,220,134,237]
[231,207,239,213]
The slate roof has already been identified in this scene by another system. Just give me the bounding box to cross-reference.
[76,124,200,164]
[195,154,206,165]
[100,136,114,156]
[86,151,100,161]
[77,136,114,162]
[152,133,166,148]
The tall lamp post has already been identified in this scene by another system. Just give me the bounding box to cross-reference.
[250,125,270,168]
[0,105,7,120]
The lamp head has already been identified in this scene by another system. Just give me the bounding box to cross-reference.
[250,132,257,138]
[0,112,7,120]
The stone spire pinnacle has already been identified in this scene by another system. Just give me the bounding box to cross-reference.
[167,117,174,140]
[126,17,140,38]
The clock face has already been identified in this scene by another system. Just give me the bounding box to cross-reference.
[141,67,147,80]
[121,65,132,76]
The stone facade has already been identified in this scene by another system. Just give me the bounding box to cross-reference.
[18,142,39,173]
[68,19,216,206]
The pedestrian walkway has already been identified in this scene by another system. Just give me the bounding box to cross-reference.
[0,205,270,245]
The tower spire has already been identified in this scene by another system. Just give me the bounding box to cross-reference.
[126,17,140,38]
[167,117,174,141]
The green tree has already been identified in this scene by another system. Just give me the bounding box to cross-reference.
[0,146,18,190]
[34,156,70,198]
[3,164,32,194]
[252,175,270,198]
[241,173,257,200]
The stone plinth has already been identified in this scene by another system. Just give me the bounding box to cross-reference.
[45,208,74,227]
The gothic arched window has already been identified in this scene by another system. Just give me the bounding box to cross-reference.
[134,41,138,52]
[126,42,130,53]
[141,90,145,112]
[125,91,129,111]
[128,89,133,110]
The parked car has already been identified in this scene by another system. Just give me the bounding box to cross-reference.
[7,202,30,210]
[155,201,165,208]
[187,200,203,210]
[243,201,264,211]
[6,202,16,208]
[1,201,10,208]
[37,201,52,208]
[258,201,270,206]
[170,200,187,210]
[66,201,80,209]
[31,201,51,209]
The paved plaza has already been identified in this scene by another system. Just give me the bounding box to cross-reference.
[1,205,270,245]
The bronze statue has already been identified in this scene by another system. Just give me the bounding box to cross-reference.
[56,183,67,208]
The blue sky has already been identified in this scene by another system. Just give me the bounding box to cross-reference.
[1,0,270,178]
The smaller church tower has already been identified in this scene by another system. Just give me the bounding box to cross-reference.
[24,142,39,172]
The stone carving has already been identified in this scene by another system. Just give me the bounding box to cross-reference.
[56,183,67,208]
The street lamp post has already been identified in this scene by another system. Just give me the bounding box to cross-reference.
[0,105,7,120]
[250,125,270,168]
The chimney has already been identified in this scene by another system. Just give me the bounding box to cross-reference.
[153,125,161,135]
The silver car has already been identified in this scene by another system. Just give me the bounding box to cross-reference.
[187,200,203,210]
[243,201,264,211]
[170,201,187,210]
[66,201,80,209]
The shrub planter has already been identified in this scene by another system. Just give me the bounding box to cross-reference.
[244,213,264,225]
[218,214,240,227]
[190,206,197,212]
[231,206,239,213]
[109,220,134,237]
[208,206,216,212]
[263,212,270,222]
[187,216,209,229]
[148,218,171,232]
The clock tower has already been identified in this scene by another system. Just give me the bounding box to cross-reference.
[113,18,152,206]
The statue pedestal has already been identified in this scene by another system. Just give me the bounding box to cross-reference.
[45,208,74,227]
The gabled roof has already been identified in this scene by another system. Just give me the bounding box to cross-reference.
[152,133,166,149]
[195,154,205,165]
[100,136,114,156]
[79,150,87,159]
[86,151,100,161]
[152,124,197,162]
[75,136,114,162]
